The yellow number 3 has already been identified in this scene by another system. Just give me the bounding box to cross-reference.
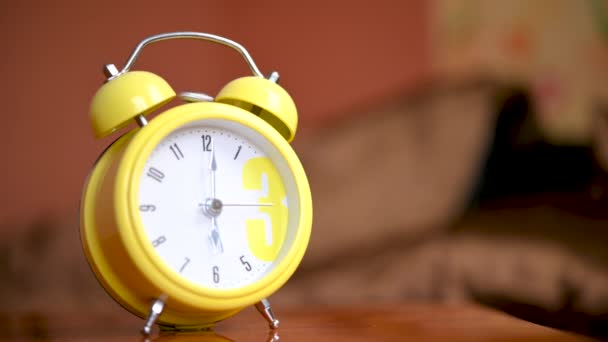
[242,157,288,261]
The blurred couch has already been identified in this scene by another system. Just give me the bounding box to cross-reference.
[283,78,608,337]
[2,78,607,338]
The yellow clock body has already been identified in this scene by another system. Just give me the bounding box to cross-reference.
[80,34,312,330]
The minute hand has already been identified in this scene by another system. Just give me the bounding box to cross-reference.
[210,143,217,199]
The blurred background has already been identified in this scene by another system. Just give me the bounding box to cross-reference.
[1,0,608,338]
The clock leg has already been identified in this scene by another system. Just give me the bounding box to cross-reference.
[266,330,280,342]
[141,296,166,336]
[255,298,280,329]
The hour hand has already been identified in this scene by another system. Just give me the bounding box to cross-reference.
[208,216,223,254]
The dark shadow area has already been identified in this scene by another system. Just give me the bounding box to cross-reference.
[470,86,606,206]
[466,86,608,339]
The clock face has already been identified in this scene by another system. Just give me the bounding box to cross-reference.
[137,119,298,290]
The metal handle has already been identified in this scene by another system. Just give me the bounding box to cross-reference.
[114,32,265,78]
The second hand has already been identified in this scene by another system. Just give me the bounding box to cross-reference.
[223,203,274,207]
[200,203,274,208]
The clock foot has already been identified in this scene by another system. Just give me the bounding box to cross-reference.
[141,296,166,336]
[267,330,280,342]
[255,298,280,329]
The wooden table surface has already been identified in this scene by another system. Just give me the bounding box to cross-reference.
[3,303,598,341]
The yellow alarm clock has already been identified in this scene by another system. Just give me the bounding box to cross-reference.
[80,32,312,334]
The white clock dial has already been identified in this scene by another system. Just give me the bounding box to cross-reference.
[138,119,297,289]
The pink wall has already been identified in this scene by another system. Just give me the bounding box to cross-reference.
[0,0,429,225]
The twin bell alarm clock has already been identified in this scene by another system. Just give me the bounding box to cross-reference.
[80,32,313,334]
